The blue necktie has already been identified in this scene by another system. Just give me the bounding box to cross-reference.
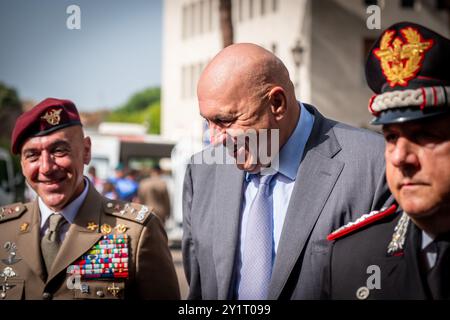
[238,174,274,300]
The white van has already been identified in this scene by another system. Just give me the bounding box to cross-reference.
[0,147,15,205]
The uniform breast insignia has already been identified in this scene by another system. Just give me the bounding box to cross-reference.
[387,212,410,256]
[327,204,398,241]
[2,242,21,265]
[0,267,17,299]
[67,234,129,279]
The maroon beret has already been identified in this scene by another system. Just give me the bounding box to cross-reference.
[11,98,82,154]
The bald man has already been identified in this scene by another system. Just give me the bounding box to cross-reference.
[182,44,392,300]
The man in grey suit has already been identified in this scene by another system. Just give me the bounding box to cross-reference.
[182,43,392,299]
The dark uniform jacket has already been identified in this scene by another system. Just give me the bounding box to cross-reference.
[323,207,432,300]
[0,181,180,300]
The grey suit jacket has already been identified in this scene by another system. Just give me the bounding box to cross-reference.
[182,104,392,299]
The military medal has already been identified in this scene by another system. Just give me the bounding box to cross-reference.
[115,224,128,234]
[67,234,129,280]
[107,283,121,297]
[2,242,21,265]
[100,224,112,235]
[0,266,17,299]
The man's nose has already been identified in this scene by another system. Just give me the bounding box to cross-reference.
[389,137,419,168]
[209,124,227,145]
[40,152,56,174]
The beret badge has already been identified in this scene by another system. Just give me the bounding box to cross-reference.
[41,108,62,126]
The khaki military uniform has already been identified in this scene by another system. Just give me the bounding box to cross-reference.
[0,182,180,300]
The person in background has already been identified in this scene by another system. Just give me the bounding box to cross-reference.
[138,164,171,224]
[87,165,103,193]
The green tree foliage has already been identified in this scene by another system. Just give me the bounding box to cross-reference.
[106,87,161,134]
[0,82,22,150]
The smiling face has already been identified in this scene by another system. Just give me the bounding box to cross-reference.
[197,43,298,173]
[383,115,450,222]
[20,126,91,211]
[199,82,277,172]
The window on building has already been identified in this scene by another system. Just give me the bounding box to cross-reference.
[401,0,415,8]
[181,66,186,98]
[199,0,205,33]
[261,0,266,15]
[211,0,218,30]
[437,0,450,9]
[238,0,244,21]
[363,0,378,5]
[272,0,278,12]
[182,5,188,39]
[190,64,196,97]
[271,43,277,55]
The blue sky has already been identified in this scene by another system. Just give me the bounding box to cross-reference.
[0,0,162,111]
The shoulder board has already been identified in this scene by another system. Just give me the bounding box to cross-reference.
[327,204,398,241]
[0,203,27,223]
[104,200,153,225]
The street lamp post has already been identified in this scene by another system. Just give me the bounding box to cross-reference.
[291,39,304,95]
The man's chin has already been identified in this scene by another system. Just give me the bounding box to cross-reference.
[39,193,68,211]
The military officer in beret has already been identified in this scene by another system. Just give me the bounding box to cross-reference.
[0,98,180,300]
[323,22,450,300]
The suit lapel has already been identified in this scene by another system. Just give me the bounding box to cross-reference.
[213,159,245,299]
[16,201,46,283]
[46,183,103,283]
[268,106,344,299]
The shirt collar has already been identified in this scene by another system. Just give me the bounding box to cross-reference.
[39,177,90,229]
[422,229,436,250]
[246,102,315,182]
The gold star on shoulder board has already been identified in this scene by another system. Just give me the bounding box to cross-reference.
[87,222,98,231]
[19,223,29,233]
[115,224,128,234]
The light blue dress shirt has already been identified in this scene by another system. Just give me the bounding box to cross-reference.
[234,102,315,294]
[39,178,89,241]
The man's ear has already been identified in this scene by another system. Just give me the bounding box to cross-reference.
[268,87,287,121]
[83,136,92,165]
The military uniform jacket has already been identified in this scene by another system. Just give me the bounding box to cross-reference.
[0,182,180,300]
[324,208,431,300]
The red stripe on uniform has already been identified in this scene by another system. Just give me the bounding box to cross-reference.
[327,204,397,241]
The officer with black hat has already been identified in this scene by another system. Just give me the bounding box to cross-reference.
[323,22,450,300]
